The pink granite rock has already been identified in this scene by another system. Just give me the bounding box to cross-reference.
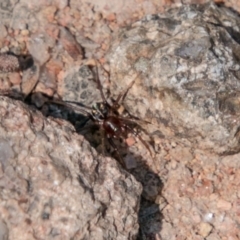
[0,96,142,240]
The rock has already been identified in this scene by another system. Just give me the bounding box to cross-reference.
[2,1,240,239]
[0,0,15,25]
[108,2,240,155]
[107,2,240,239]
[0,54,20,72]
[11,4,29,30]
[61,64,102,104]
[196,222,213,238]
[0,217,8,240]
[59,27,83,62]
[217,199,232,211]
[20,62,40,97]
[0,96,142,240]
[28,32,52,65]
[206,233,221,240]
[56,0,68,9]
[0,24,7,40]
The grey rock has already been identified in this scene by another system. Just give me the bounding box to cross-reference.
[2,1,240,239]
[62,65,102,105]
[11,4,29,30]
[0,0,16,25]
[0,217,8,240]
[0,138,14,170]
[28,32,53,65]
[108,2,240,155]
[105,3,240,238]
[0,96,142,240]
[76,35,101,53]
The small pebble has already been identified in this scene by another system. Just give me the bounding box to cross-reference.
[217,199,232,211]
[197,222,213,238]
[21,29,29,36]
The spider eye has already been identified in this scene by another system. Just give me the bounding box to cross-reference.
[92,103,97,110]
[100,103,104,110]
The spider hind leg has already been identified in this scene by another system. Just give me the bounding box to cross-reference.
[107,137,126,167]
[125,125,153,158]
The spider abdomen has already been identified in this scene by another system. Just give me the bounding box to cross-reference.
[103,116,126,137]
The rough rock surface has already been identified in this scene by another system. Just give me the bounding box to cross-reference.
[0,96,142,240]
[107,2,240,239]
[109,2,240,154]
[1,0,240,240]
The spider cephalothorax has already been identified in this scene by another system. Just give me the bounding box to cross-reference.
[91,102,109,121]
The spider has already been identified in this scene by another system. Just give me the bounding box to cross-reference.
[0,56,152,167]
[52,61,152,166]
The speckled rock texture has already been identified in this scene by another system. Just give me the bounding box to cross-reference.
[0,96,142,240]
[107,2,240,239]
[1,0,240,239]
[109,2,240,155]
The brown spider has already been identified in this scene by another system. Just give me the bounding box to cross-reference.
[0,56,152,166]
[52,61,152,166]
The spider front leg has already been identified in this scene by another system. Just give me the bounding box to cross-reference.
[93,60,139,111]
[93,60,111,107]
[111,71,143,112]
[113,78,136,107]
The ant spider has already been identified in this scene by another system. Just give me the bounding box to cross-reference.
[53,61,152,166]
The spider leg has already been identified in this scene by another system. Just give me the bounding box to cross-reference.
[64,100,92,110]
[114,77,136,106]
[112,71,142,110]
[48,99,91,117]
[117,116,152,125]
[100,128,106,155]
[125,125,153,157]
[93,60,111,107]
[112,116,152,139]
[107,137,125,167]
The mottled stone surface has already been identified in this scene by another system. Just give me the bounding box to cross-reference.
[0,96,142,240]
[109,2,240,155]
[1,0,240,239]
[107,3,240,239]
